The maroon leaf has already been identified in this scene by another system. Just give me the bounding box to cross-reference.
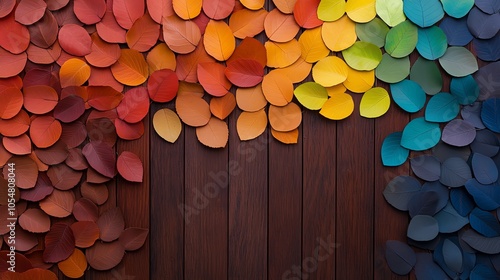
[54,95,86,123]
[86,117,117,147]
[86,241,125,271]
[60,121,87,149]
[46,164,82,190]
[80,182,108,205]
[82,141,116,178]
[43,222,75,263]
[4,226,38,251]
[96,207,124,242]
[70,221,100,248]
[119,227,149,251]
[34,140,69,166]
[73,198,98,222]
[65,148,88,170]
[28,10,58,48]
[20,173,54,202]
[0,250,33,273]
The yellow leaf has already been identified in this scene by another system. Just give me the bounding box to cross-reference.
[345,0,376,23]
[204,20,236,61]
[237,109,267,140]
[320,92,354,120]
[317,0,346,22]
[153,108,182,143]
[262,70,294,106]
[274,57,312,84]
[272,0,297,14]
[59,58,91,88]
[173,0,202,20]
[312,56,349,87]
[343,66,374,93]
[146,43,177,73]
[359,87,390,118]
[58,249,87,278]
[326,84,347,97]
[322,15,357,51]
[271,128,299,144]
[196,117,229,148]
[265,39,301,68]
[268,102,302,132]
[240,0,265,10]
[236,84,268,112]
[229,8,268,39]
[298,27,330,63]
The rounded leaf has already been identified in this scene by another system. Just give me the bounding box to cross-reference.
[293,82,328,110]
[381,132,409,167]
[119,227,149,251]
[204,20,235,61]
[407,215,439,241]
[401,117,441,151]
[389,79,426,113]
[175,95,211,127]
[268,102,302,132]
[319,93,354,120]
[59,58,91,88]
[438,47,479,77]
[196,117,229,148]
[162,15,201,54]
[117,151,143,183]
[236,109,267,141]
[148,69,179,103]
[210,93,236,120]
[58,248,87,278]
[403,0,444,27]
[19,208,50,233]
[262,71,294,106]
[86,241,125,271]
[58,24,92,56]
[153,108,182,143]
[97,207,125,242]
[43,222,75,263]
[264,9,299,43]
[385,20,418,58]
[321,15,357,52]
[116,87,150,123]
[359,87,390,118]
[385,240,416,275]
[312,56,348,87]
[29,116,62,149]
[111,49,149,86]
[342,41,382,71]
[425,92,460,123]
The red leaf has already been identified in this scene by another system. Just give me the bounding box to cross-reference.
[147,0,174,24]
[85,33,121,68]
[2,156,38,189]
[117,151,143,183]
[73,198,98,222]
[43,222,75,263]
[27,41,62,65]
[53,95,85,123]
[27,10,58,48]
[74,0,106,24]
[39,189,75,218]
[80,182,108,205]
[86,241,125,271]
[70,221,100,248]
[126,13,160,52]
[96,10,126,43]
[0,48,27,78]
[203,0,234,20]
[116,87,150,123]
[227,37,267,66]
[148,69,179,102]
[175,40,215,82]
[34,140,68,165]
[2,134,32,155]
[82,141,116,178]
[58,24,92,56]
[96,207,125,242]
[119,227,149,251]
[293,0,323,28]
[65,148,88,170]
[46,0,69,11]
[19,173,54,202]
[114,118,144,140]
[0,0,15,18]
[113,0,145,29]
[197,62,231,97]
[87,86,123,111]
[15,0,47,25]
[0,12,30,54]
[23,85,59,115]
[29,116,62,149]
[0,87,23,120]
[225,59,264,87]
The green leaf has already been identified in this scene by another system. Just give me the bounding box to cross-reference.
[359,87,390,118]
[342,41,382,70]
[416,26,447,60]
[425,92,460,123]
[376,0,406,27]
[375,53,410,83]
[317,0,345,22]
[410,57,443,95]
[355,18,389,48]
[385,20,418,58]
[401,117,441,151]
[381,132,409,167]
[439,47,479,77]
[293,82,328,110]
[403,0,444,28]
[440,0,474,19]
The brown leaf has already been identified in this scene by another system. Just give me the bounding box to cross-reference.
[85,241,125,271]
[39,189,75,218]
[119,227,149,251]
[70,221,100,248]
[43,222,75,263]
[73,198,98,222]
[96,207,125,242]
[18,208,50,233]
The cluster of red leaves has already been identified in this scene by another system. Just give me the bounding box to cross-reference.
[0,0,154,278]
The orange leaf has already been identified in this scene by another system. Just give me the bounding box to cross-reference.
[110,49,149,86]
[236,109,267,140]
[2,156,38,189]
[2,134,31,155]
[113,0,145,29]
[148,0,174,24]
[126,13,160,52]
[70,221,100,248]
[0,48,27,78]
[262,71,294,106]
[148,69,179,102]
[240,0,265,10]
[173,0,202,20]
[58,249,87,279]
[85,33,121,68]
[196,117,229,148]
[176,40,215,82]
[152,108,182,143]
[227,37,267,67]
[87,86,123,111]
[88,67,124,92]
[175,95,211,127]
[0,109,30,137]
[269,102,302,131]
[59,58,91,88]
[293,0,323,28]
[29,116,62,149]
[224,59,264,88]
[264,9,300,43]
[236,84,268,112]
[272,0,297,14]
[39,189,75,217]
[274,57,312,84]
[177,81,204,98]
[210,93,236,120]
[229,8,268,39]
[146,43,177,73]
[298,26,330,63]
[203,0,234,20]
[23,85,59,114]
[117,151,143,183]
[265,39,301,68]
[116,87,150,123]
[18,208,50,233]
[162,15,201,54]
[0,87,23,120]
[197,62,231,97]
[271,128,299,144]
[115,118,144,140]
[204,20,235,61]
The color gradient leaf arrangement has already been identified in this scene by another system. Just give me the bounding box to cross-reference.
[0,0,498,278]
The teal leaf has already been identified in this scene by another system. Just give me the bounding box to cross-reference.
[381,132,409,167]
[425,92,460,123]
[403,0,444,27]
[401,117,441,151]
[390,79,426,113]
[450,75,480,105]
[416,26,447,60]
[440,0,474,18]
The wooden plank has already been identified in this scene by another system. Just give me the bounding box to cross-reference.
[150,103,184,279]
[228,109,268,279]
[302,110,337,279]
[268,130,302,279]
[373,81,410,280]
[184,127,228,279]
[336,93,374,279]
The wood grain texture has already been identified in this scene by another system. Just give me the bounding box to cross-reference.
[150,103,184,279]
[184,126,228,279]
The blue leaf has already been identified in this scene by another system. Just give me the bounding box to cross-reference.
[434,202,469,233]
[425,92,460,123]
[411,155,441,181]
[474,0,500,14]
[385,240,417,275]
[401,117,441,151]
[441,119,477,147]
[481,98,500,133]
[390,79,426,113]
[461,102,485,129]
[403,0,445,28]
[450,188,475,216]
[473,35,500,62]
[467,7,500,39]
[450,75,480,105]
[465,179,500,211]
[383,176,421,211]
[381,132,409,167]
[441,238,463,275]
[440,157,472,188]
[471,130,500,157]
[415,253,451,279]
[416,26,447,60]
[472,153,499,185]
[408,215,440,241]
[470,263,500,280]
[439,17,473,46]
[470,208,500,237]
